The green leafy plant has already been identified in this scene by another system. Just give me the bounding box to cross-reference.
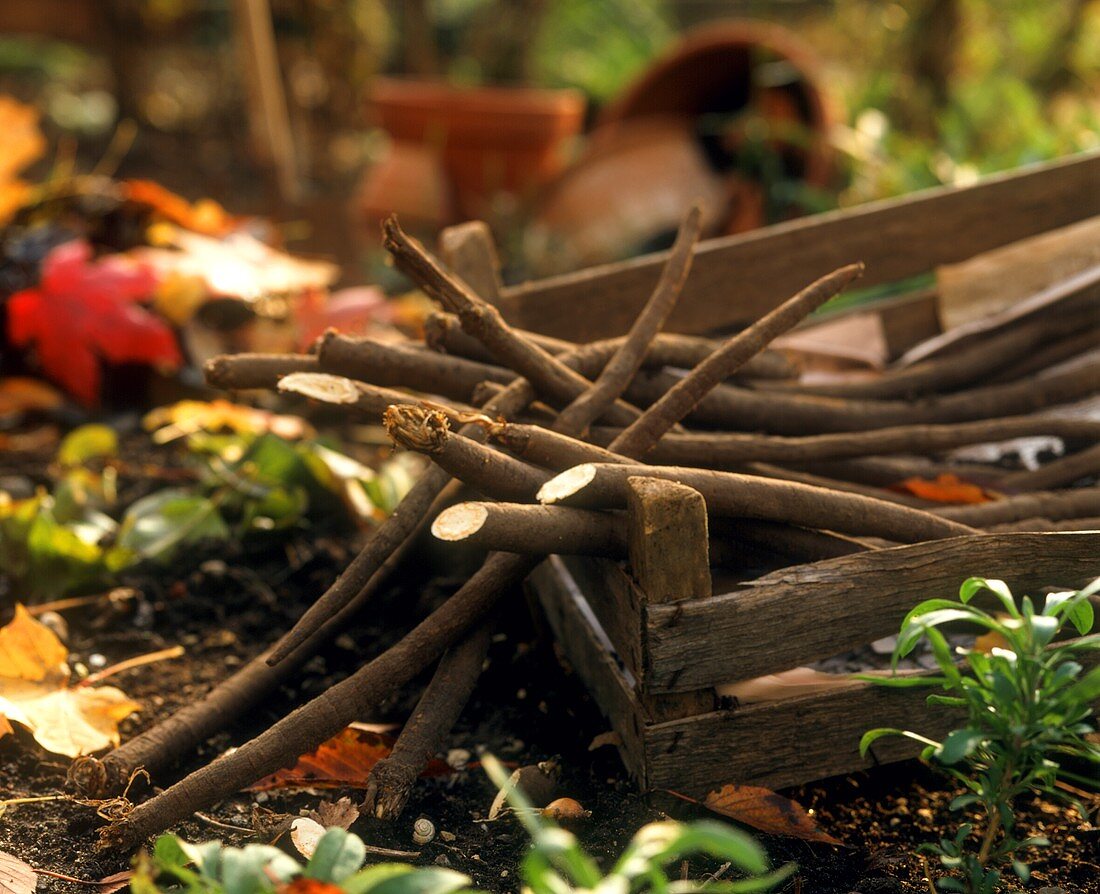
[0,411,422,600]
[133,827,470,894]
[861,575,1100,893]
[136,754,793,894]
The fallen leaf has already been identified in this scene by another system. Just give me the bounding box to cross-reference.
[123,180,237,237]
[892,474,997,504]
[135,226,338,302]
[0,97,46,226]
[277,880,345,894]
[716,668,860,705]
[0,849,37,894]
[289,817,327,860]
[0,378,63,417]
[143,399,314,443]
[673,785,843,846]
[0,605,140,757]
[6,241,181,407]
[96,870,134,894]
[248,726,452,791]
[304,797,360,831]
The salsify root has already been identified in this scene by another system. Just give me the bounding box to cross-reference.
[432,502,626,557]
[361,620,494,820]
[538,463,975,543]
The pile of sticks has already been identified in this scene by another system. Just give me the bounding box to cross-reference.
[75,208,1100,850]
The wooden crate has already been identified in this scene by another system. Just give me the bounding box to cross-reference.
[437,151,1100,795]
[528,519,1100,795]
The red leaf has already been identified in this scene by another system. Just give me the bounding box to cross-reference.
[247,726,454,791]
[6,241,182,407]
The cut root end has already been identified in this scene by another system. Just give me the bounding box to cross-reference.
[431,503,490,541]
[537,464,597,504]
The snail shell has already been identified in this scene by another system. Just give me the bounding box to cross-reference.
[412,817,436,845]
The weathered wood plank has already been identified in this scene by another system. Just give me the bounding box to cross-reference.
[561,556,645,680]
[643,644,1100,794]
[645,532,1100,692]
[497,151,1100,340]
[439,221,504,304]
[528,557,648,781]
[643,680,955,794]
[626,477,716,720]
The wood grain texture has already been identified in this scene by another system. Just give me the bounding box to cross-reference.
[439,221,503,304]
[643,680,960,795]
[496,151,1100,340]
[529,557,648,780]
[625,477,716,721]
[644,532,1100,692]
[560,556,645,679]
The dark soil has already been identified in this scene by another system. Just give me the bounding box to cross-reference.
[1,445,1097,894]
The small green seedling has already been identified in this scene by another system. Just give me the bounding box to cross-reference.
[136,754,794,894]
[479,752,794,893]
[861,575,1100,893]
[132,827,470,894]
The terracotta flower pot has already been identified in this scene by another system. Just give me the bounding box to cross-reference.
[367,78,586,221]
[598,20,836,227]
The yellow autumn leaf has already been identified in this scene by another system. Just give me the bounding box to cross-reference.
[0,606,140,757]
[0,96,46,226]
[142,398,315,443]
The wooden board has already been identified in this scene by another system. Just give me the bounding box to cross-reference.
[496,151,1100,340]
[528,557,648,779]
[643,680,957,795]
[560,556,645,679]
[644,532,1100,692]
[532,553,1100,794]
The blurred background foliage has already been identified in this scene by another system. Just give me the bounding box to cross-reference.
[0,0,1096,262]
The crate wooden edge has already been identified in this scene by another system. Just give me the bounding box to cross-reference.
[528,555,955,793]
[496,151,1100,341]
[529,550,1100,794]
[645,530,1100,693]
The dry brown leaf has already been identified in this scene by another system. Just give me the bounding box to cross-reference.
[0,606,140,757]
[96,871,134,894]
[304,797,360,830]
[587,730,622,751]
[248,726,451,791]
[0,849,36,894]
[688,785,843,846]
[0,97,46,227]
[0,378,63,417]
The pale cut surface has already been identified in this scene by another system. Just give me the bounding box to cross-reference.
[537,464,597,504]
[431,503,489,541]
[278,372,360,404]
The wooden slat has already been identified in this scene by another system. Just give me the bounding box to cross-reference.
[497,151,1100,340]
[645,532,1100,692]
[529,557,648,782]
[561,556,645,680]
[644,644,1100,794]
[644,680,955,794]
[626,477,717,721]
[439,221,504,304]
